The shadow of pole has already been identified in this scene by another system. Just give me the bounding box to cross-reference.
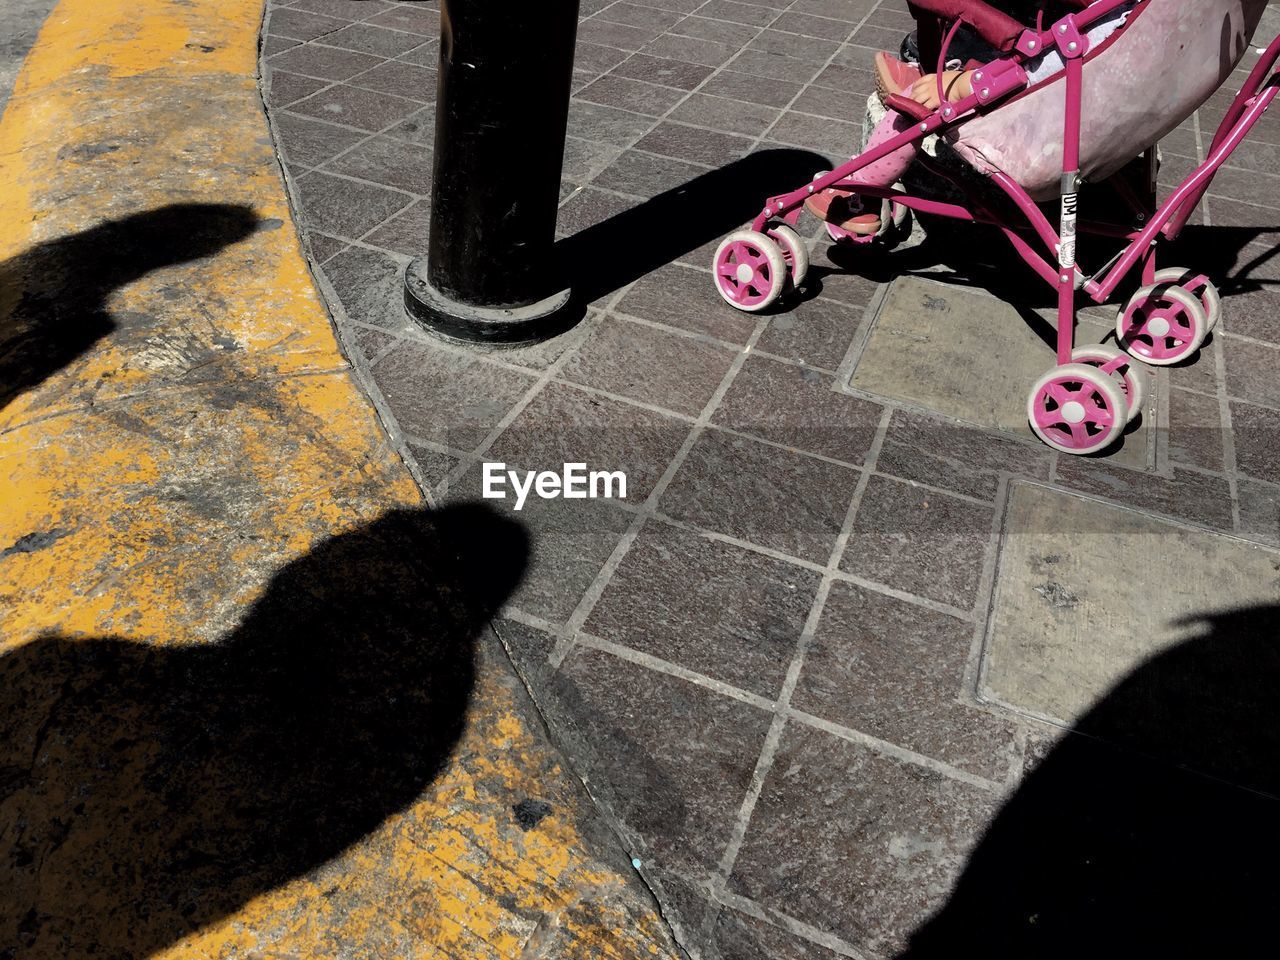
[0,203,261,413]
[899,603,1280,959]
[0,503,528,959]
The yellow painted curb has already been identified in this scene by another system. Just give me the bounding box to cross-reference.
[0,0,681,956]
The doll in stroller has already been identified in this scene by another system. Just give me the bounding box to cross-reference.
[711,0,1277,455]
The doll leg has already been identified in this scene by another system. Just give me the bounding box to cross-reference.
[804,110,919,232]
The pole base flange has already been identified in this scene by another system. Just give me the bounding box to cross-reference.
[403,258,574,346]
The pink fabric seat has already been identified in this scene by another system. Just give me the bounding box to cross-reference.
[934,0,1270,200]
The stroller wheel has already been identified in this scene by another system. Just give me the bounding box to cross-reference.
[1152,268,1221,332]
[1027,363,1128,455]
[712,229,788,313]
[1116,283,1208,367]
[1070,345,1149,424]
[767,223,809,288]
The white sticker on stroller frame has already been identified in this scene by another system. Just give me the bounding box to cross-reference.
[1060,192,1078,269]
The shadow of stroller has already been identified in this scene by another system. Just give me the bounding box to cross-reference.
[0,203,260,414]
[824,212,1278,308]
[901,604,1280,959]
[556,147,830,308]
[0,504,528,959]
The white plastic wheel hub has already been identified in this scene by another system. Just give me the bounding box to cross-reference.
[736,263,753,283]
[1061,401,1087,424]
[1147,315,1171,337]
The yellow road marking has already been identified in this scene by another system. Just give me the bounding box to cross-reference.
[0,0,680,954]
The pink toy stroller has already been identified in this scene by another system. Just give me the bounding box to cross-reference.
[711,0,1278,455]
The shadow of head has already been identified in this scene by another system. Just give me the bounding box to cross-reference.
[0,503,528,959]
[900,603,1280,960]
[0,202,260,412]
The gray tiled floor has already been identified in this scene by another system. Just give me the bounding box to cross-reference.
[261,1,1280,957]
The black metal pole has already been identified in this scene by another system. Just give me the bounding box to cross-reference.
[404,0,581,344]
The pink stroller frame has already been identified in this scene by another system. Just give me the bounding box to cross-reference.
[712,0,1280,455]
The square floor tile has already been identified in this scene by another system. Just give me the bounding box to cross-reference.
[840,475,993,610]
[291,83,420,132]
[770,10,857,41]
[321,133,432,192]
[1053,457,1234,531]
[551,645,774,869]
[395,39,439,67]
[374,340,538,451]
[876,409,1052,503]
[1238,477,1280,546]
[698,0,778,27]
[1225,336,1280,408]
[568,99,657,147]
[363,199,430,257]
[667,93,782,137]
[556,187,635,235]
[848,276,1154,469]
[290,0,390,17]
[585,521,821,696]
[576,75,687,117]
[273,112,366,167]
[700,70,803,107]
[573,41,633,76]
[1231,400,1280,482]
[348,59,437,101]
[803,254,881,307]
[387,106,435,147]
[320,22,426,57]
[670,15,759,47]
[790,82,863,121]
[560,316,737,416]
[610,53,715,90]
[616,262,758,343]
[730,49,819,84]
[577,18,664,51]
[810,62,874,95]
[306,232,348,264]
[267,7,351,42]
[797,582,1016,779]
[561,136,623,185]
[634,122,752,167]
[447,475,634,624]
[366,3,439,35]
[643,33,738,68]
[261,34,301,57]
[486,381,692,504]
[1166,387,1225,472]
[660,428,858,562]
[712,354,883,465]
[748,29,840,64]
[727,722,995,958]
[294,171,413,239]
[320,245,411,329]
[267,42,385,81]
[594,1,687,31]
[711,909,847,960]
[591,150,710,198]
[1220,282,1280,344]
[265,70,331,108]
[404,441,458,492]
[768,111,858,158]
[983,482,1280,725]
[755,293,862,369]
